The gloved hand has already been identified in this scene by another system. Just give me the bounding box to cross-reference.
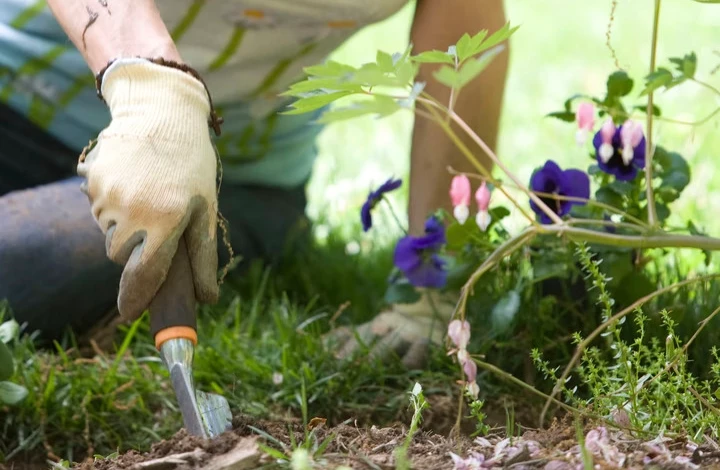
[328,289,457,369]
[77,58,219,321]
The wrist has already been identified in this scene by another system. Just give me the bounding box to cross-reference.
[88,39,182,74]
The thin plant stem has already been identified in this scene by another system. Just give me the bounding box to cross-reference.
[539,225,720,251]
[417,99,538,224]
[473,359,587,418]
[592,99,720,127]
[446,53,459,124]
[645,0,662,228]
[564,219,645,232]
[539,272,720,426]
[452,361,465,438]
[438,102,565,225]
[692,77,720,96]
[382,197,408,235]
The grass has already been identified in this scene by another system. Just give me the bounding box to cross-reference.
[4,0,720,466]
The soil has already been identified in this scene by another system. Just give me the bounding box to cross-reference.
[63,413,720,470]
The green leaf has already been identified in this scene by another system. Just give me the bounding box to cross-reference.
[433,67,459,88]
[693,0,720,3]
[433,45,504,89]
[655,186,680,203]
[669,52,697,78]
[456,30,489,63]
[384,281,421,305]
[0,342,13,381]
[0,381,27,405]
[599,252,634,287]
[533,259,569,283]
[655,149,691,193]
[633,104,662,116]
[491,290,521,332]
[376,50,395,73]
[282,91,354,115]
[316,95,402,123]
[655,203,670,222]
[588,165,602,175]
[607,180,635,196]
[446,221,472,250]
[595,187,624,209]
[489,206,511,222]
[640,67,673,96]
[395,60,418,86]
[411,50,455,65]
[465,22,519,60]
[303,61,356,78]
[455,33,474,62]
[606,71,634,99]
[0,320,18,343]
[612,271,656,306]
[282,78,364,96]
[546,111,576,122]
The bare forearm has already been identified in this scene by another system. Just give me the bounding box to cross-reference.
[408,0,508,234]
[46,0,180,73]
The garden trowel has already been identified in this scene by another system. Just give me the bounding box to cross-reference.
[147,236,232,439]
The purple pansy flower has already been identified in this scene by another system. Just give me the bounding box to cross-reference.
[592,118,646,181]
[360,177,402,232]
[529,160,590,224]
[394,216,447,288]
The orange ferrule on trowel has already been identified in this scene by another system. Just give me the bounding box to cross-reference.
[154,326,198,350]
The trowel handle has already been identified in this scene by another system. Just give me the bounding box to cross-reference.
[148,235,198,350]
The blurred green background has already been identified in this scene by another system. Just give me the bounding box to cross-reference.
[306,0,720,264]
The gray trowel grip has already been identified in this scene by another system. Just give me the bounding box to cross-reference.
[148,235,197,341]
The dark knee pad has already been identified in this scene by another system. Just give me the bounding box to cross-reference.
[216,182,310,271]
[0,177,121,342]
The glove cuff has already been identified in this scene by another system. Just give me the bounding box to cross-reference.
[96,58,223,138]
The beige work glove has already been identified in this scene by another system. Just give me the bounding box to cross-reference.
[328,289,457,369]
[77,58,219,320]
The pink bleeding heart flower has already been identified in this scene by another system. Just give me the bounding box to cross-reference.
[575,102,596,146]
[597,119,617,164]
[466,381,480,399]
[475,181,492,231]
[463,356,477,383]
[619,119,645,166]
[450,175,472,224]
[448,319,471,350]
